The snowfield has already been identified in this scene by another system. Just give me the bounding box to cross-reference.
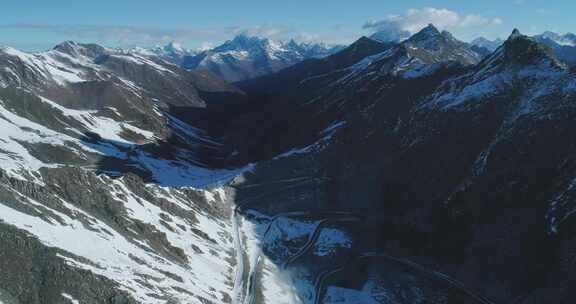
[0,173,236,303]
[0,43,246,303]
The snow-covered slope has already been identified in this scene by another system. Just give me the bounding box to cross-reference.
[0,41,249,304]
[0,169,236,304]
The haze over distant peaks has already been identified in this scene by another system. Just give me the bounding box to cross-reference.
[471,37,504,51]
[180,34,344,82]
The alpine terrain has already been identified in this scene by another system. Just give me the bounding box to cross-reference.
[0,20,576,304]
[181,35,343,82]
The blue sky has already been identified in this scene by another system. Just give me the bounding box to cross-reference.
[1,0,574,51]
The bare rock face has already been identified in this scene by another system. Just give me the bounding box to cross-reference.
[504,29,565,67]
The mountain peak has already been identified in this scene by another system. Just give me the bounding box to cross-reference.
[53,41,107,58]
[503,29,564,67]
[164,41,185,53]
[509,28,523,40]
[183,34,341,82]
[285,39,300,49]
[420,24,441,36]
[400,26,484,65]
[341,36,393,57]
[413,23,442,37]
[214,34,272,53]
[405,25,449,51]
[53,40,79,52]
[406,24,444,46]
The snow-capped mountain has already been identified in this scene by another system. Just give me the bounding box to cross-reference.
[129,42,199,65]
[371,24,490,63]
[3,24,576,304]
[533,31,576,66]
[470,37,504,51]
[181,34,343,82]
[535,31,576,46]
[0,40,251,304]
[401,24,484,66]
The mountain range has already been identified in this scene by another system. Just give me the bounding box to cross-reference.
[471,31,576,67]
[127,28,576,83]
[1,23,576,304]
[127,35,344,83]
[180,35,343,82]
[130,42,200,65]
[470,37,504,51]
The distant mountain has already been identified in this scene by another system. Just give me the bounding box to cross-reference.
[533,31,576,66]
[470,37,504,51]
[181,34,344,82]
[128,42,199,65]
[370,24,486,65]
[230,25,486,163]
[535,31,576,46]
[239,36,394,96]
[354,25,486,80]
[472,31,576,67]
[401,24,484,66]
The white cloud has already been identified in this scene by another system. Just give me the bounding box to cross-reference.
[198,42,215,51]
[231,25,341,44]
[232,24,295,39]
[0,23,350,50]
[0,23,234,49]
[363,7,503,38]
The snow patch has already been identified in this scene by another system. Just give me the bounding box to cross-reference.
[313,228,352,257]
[61,293,80,304]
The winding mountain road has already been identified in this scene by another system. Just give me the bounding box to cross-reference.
[281,215,360,270]
[240,210,360,304]
[313,266,346,304]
